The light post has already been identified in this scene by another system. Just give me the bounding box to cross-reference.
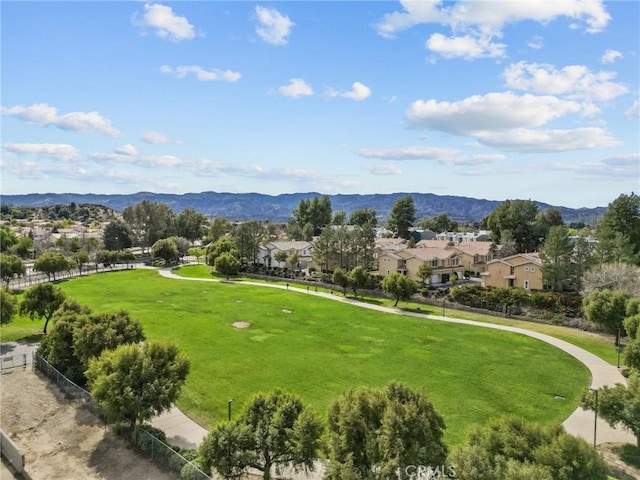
[228,398,233,421]
[617,328,622,369]
[589,388,598,448]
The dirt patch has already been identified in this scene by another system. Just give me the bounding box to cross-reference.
[0,368,175,480]
[232,322,251,328]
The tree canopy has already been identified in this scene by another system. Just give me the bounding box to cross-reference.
[0,289,18,324]
[595,192,640,265]
[382,272,417,306]
[326,382,447,480]
[387,196,416,240]
[0,254,25,286]
[583,289,631,334]
[199,389,323,480]
[19,282,66,334]
[87,341,190,427]
[34,252,69,281]
[102,220,133,251]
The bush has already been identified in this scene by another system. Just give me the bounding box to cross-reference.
[132,424,167,453]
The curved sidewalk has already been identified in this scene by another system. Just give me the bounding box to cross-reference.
[156,267,636,447]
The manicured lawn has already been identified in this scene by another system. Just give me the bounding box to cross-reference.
[173,264,621,365]
[46,268,590,446]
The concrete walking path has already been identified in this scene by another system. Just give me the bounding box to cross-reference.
[155,267,636,448]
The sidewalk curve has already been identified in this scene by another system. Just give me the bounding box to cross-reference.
[156,267,636,447]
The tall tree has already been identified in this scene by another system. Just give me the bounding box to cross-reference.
[581,262,640,297]
[382,272,417,307]
[199,389,323,480]
[485,199,543,253]
[234,221,265,265]
[86,341,190,427]
[539,225,574,292]
[326,382,447,480]
[19,282,66,334]
[288,195,332,239]
[71,250,90,275]
[102,220,133,251]
[595,193,640,265]
[215,252,240,278]
[176,208,207,242]
[417,263,433,286]
[387,196,416,240]
[34,252,69,281]
[208,217,232,243]
[349,208,377,228]
[206,237,237,267]
[332,267,349,295]
[122,200,176,252]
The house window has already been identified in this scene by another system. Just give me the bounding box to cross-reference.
[524,267,529,272]
[530,267,535,272]
[431,260,438,267]
[524,280,530,289]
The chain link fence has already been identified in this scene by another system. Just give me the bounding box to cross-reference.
[32,352,211,480]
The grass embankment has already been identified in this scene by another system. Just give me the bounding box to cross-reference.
[19,268,589,446]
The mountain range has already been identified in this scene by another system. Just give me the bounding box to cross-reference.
[1,191,606,224]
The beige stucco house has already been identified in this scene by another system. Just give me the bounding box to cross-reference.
[481,253,544,290]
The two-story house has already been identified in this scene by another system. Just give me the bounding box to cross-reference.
[481,253,543,290]
[258,241,314,269]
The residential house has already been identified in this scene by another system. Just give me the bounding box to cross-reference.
[416,240,498,277]
[481,253,544,290]
[377,246,465,284]
[258,241,314,269]
[435,230,492,242]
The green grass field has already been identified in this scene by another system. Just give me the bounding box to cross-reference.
[6,268,588,446]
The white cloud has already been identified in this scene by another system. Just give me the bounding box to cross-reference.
[527,35,544,50]
[475,127,619,152]
[426,32,506,59]
[601,49,623,64]
[626,100,640,118]
[364,164,403,176]
[406,92,586,135]
[356,146,459,160]
[376,0,610,37]
[326,82,372,101]
[375,0,610,60]
[2,142,81,162]
[161,65,241,82]
[134,3,195,41]
[114,144,138,156]
[1,103,119,136]
[443,154,506,165]
[545,154,639,179]
[503,61,628,101]
[277,78,313,98]
[255,6,294,45]
[141,130,180,144]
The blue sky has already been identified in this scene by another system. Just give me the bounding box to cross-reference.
[1,1,638,208]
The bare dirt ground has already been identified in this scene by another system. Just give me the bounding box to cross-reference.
[0,367,175,480]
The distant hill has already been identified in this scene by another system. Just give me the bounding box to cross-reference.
[0,191,606,224]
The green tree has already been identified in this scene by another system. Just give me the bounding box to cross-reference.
[215,252,240,278]
[0,225,18,252]
[102,220,133,251]
[19,282,66,334]
[34,252,69,281]
[417,263,433,286]
[332,267,349,295]
[13,235,34,258]
[539,226,574,292]
[73,310,145,373]
[206,237,237,267]
[151,238,179,265]
[595,193,640,265]
[119,249,136,267]
[234,221,265,265]
[274,250,288,268]
[349,208,377,228]
[348,266,370,299]
[122,200,176,252]
[86,341,190,427]
[208,217,232,243]
[0,289,18,324]
[188,246,206,264]
[387,196,416,240]
[624,336,640,370]
[287,196,332,239]
[71,250,90,275]
[287,252,300,269]
[583,289,631,333]
[312,227,336,273]
[382,272,417,307]
[485,199,544,253]
[451,416,608,480]
[176,208,207,242]
[331,210,347,225]
[326,382,447,480]
[199,389,323,480]
[0,254,25,286]
[582,373,640,449]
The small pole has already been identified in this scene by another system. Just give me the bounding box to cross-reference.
[228,399,233,421]
[590,388,598,448]
[617,328,621,369]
